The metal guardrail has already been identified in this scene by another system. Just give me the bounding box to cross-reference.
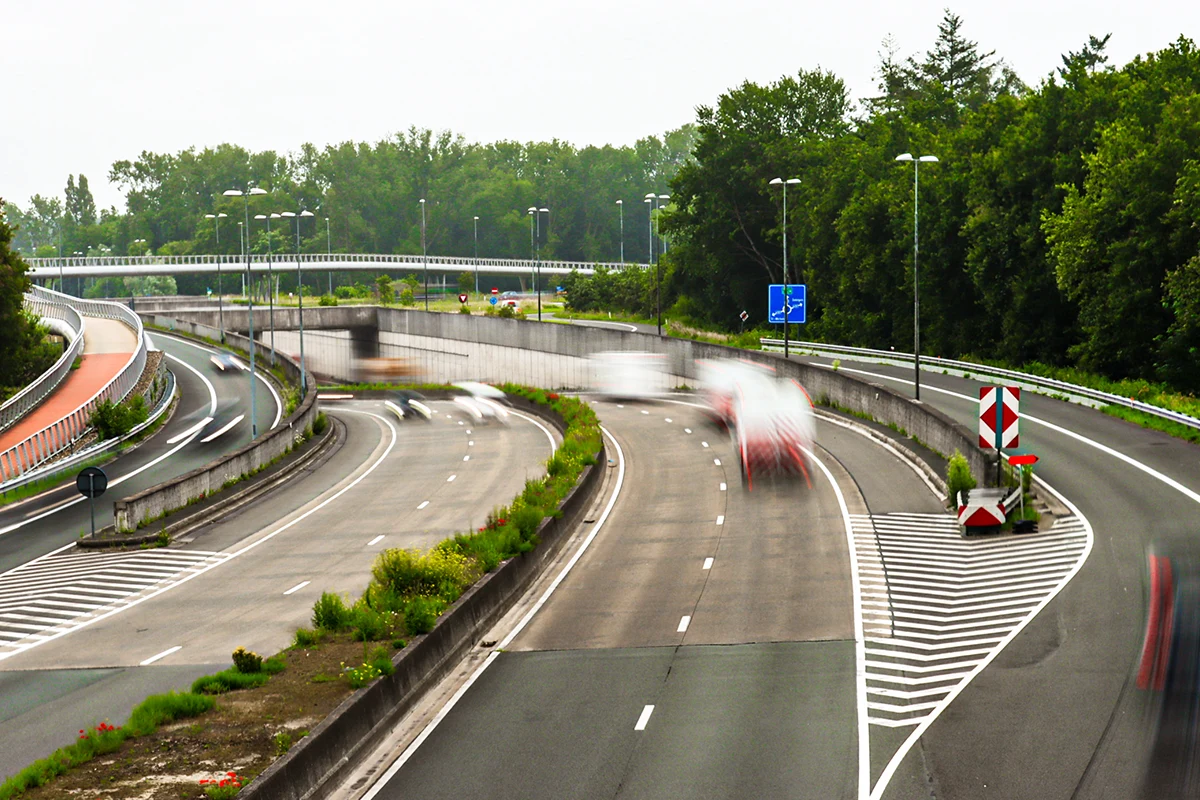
[0,287,148,483]
[0,293,86,434]
[761,338,1200,432]
[26,253,647,279]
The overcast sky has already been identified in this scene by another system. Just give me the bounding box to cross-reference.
[4,0,1197,211]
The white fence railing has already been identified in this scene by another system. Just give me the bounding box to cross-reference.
[0,287,148,483]
[761,338,1200,432]
[1,293,86,434]
[26,253,646,279]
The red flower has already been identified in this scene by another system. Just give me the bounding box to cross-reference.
[226,772,237,778]
[79,729,85,734]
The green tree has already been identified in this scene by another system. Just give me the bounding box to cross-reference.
[0,201,59,395]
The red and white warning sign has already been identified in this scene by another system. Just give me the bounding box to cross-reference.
[979,386,1020,449]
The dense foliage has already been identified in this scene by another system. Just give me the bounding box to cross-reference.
[0,201,59,398]
[659,17,1200,389]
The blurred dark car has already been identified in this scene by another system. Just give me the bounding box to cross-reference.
[209,352,240,373]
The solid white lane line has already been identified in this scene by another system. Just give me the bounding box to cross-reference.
[507,409,558,452]
[257,370,283,430]
[283,581,310,596]
[714,458,721,466]
[635,705,655,731]
[684,428,692,434]
[716,515,724,525]
[720,482,727,491]
[362,426,628,795]
[167,417,215,445]
[703,557,714,570]
[163,351,218,416]
[139,645,182,666]
[317,393,355,400]
[447,475,457,482]
[199,414,245,443]
[417,501,429,510]
[159,330,285,432]
[367,535,385,546]
[677,615,691,632]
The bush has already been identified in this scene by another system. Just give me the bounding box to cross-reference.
[370,547,474,601]
[403,595,443,635]
[90,395,149,440]
[946,449,977,506]
[318,294,338,306]
[312,411,328,435]
[459,304,472,314]
[231,646,262,674]
[351,602,388,641]
[312,591,353,631]
[293,627,322,647]
[263,654,286,674]
[398,288,415,307]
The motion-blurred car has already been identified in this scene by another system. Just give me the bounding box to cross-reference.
[451,381,510,424]
[385,390,432,421]
[354,357,420,384]
[209,352,241,372]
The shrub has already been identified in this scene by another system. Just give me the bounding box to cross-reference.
[498,304,517,319]
[274,731,292,755]
[946,450,977,506]
[90,395,149,440]
[403,595,443,635]
[231,646,262,674]
[263,654,286,674]
[312,592,353,631]
[312,411,328,435]
[294,627,321,647]
[318,294,337,306]
[351,602,388,642]
[370,548,474,602]
[459,304,472,314]
[398,288,415,307]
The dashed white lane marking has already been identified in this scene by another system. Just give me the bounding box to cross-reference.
[684,428,692,434]
[701,441,710,448]
[283,581,310,595]
[367,535,385,546]
[716,515,725,525]
[463,456,470,462]
[0,549,232,654]
[466,430,472,434]
[703,558,714,570]
[641,410,650,415]
[139,645,182,666]
[714,458,721,466]
[720,482,727,491]
[468,441,475,447]
[635,705,655,731]
[167,417,214,445]
[417,501,430,510]
[665,418,672,423]
[447,475,457,482]
[677,615,691,632]
[199,414,245,443]
[617,404,625,408]
[458,421,464,425]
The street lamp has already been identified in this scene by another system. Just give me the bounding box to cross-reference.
[204,213,228,341]
[253,213,281,363]
[223,186,268,440]
[527,206,537,294]
[615,200,624,264]
[536,208,548,320]
[419,198,428,311]
[895,153,939,401]
[644,193,656,266]
[281,209,315,394]
[768,178,801,358]
[325,216,332,295]
[473,216,480,296]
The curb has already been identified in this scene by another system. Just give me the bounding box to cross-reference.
[239,403,602,800]
[76,418,338,549]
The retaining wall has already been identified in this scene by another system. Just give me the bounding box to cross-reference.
[114,321,319,533]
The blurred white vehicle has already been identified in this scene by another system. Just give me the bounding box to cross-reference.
[696,358,775,428]
[452,393,510,424]
[452,381,507,400]
[590,351,668,400]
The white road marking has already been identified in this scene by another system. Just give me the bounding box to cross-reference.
[463,456,470,462]
[199,414,245,443]
[508,409,558,452]
[283,581,310,596]
[703,557,714,570]
[701,441,709,448]
[716,515,724,525]
[684,428,692,434]
[139,645,182,666]
[714,458,721,466]
[163,351,218,417]
[468,441,475,447]
[466,430,471,435]
[665,418,672,423]
[317,393,355,400]
[617,404,624,408]
[458,421,464,426]
[167,416,215,445]
[720,482,727,491]
[362,426,628,796]
[641,410,649,415]
[417,501,429,510]
[156,332,282,429]
[677,615,691,632]
[367,535,385,546]
[447,475,457,482]
[635,705,655,731]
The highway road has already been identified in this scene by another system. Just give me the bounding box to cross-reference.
[0,399,557,780]
[0,331,281,574]
[357,399,947,800]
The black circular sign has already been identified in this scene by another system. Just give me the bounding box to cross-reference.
[77,466,108,498]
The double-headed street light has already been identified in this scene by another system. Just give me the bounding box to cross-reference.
[615,199,624,264]
[769,178,801,358]
[204,213,228,341]
[527,207,549,320]
[325,216,332,295]
[281,209,315,394]
[223,186,267,440]
[895,152,939,401]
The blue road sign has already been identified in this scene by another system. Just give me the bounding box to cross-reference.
[768,284,806,324]
[488,296,498,306]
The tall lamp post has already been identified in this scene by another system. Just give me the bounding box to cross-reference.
[281,210,315,393]
[253,213,281,363]
[895,153,939,401]
[473,216,480,296]
[223,186,267,440]
[204,212,228,341]
[644,193,656,266]
[325,216,332,295]
[655,195,670,334]
[769,178,801,358]
[535,208,548,320]
[419,199,428,311]
[527,206,537,294]
[238,221,246,297]
[615,199,624,264]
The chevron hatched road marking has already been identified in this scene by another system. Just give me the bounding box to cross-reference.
[851,512,1088,729]
[0,547,231,659]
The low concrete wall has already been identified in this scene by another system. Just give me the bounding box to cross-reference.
[241,403,605,800]
[114,320,319,533]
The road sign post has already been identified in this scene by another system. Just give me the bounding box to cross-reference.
[767,285,806,359]
[458,293,468,304]
[76,466,108,537]
[739,309,748,334]
[979,387,1020,486]
[1008,453,1039,519]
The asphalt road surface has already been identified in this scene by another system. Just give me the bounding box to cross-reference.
[0,399,555,780]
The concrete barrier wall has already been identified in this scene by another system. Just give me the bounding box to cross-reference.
[242,401,606,800]
[115,317,319,533]
[163,306,990,479]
